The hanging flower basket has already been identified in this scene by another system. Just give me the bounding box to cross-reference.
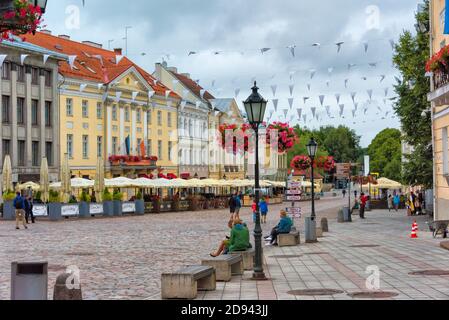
[291,155,311,171]
[218,123,255,155]
[316,156,336,173]
[1,0,44,41]
[266,122,297,153]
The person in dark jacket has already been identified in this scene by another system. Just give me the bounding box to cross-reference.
[265,210,293,246]
[259,198,269,224]
[228,193,237,220]
[13,192,27,230]
[24,196,35,224]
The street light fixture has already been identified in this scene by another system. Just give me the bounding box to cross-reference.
[306,137,318,220]
[243,82,267,280]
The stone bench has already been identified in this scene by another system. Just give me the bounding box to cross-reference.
[201,255,243,281]
[278,231,300,247]
[161,265,216,299]
[230,248,255,271]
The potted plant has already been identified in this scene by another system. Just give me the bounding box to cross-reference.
[79,191,91,218]
[102,188,113,216]
[48,190,62,221]
[2,189,16,220]
[112,189,123,216]
[135,191,145,215]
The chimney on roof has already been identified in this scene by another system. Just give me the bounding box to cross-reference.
[167,67,178,73]
[58,35,70,40]
[181,73,191,79]
[114,48,122,55]
[82,41,103,49]
[40,30,52,35]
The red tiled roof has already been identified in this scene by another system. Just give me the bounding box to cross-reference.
[25,32,179,99]
[171,71,214,101]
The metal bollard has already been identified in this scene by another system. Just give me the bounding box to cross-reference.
[321,218,329,232]
[305,217,317,243]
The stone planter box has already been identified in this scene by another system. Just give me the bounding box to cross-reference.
[103,201,113,216]
[135,199,145,215]
[48,203,62,221]
[79,202,90,218]
[2,200,14,220]
[113,200,122,216]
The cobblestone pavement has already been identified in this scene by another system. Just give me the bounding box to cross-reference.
[0,197,345,300]
[197,209,449,300]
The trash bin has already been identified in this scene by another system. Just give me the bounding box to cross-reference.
[11,262,48,300]
[305,217,317,243]
[343,207,352,222]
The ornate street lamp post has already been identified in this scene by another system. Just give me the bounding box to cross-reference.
[306,137,318,220]
[243,82,267,280]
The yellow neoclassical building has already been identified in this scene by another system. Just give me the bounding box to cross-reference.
[27,31,179,180]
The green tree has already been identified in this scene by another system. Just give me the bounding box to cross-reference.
[315,126,362,163]
[367,129,402,181]
[392,0,432,187]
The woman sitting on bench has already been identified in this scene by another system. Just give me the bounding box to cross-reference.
[265,210,293,246]
[210,219,250,257]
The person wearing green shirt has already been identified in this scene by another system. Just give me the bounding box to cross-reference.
[210,219,250,257]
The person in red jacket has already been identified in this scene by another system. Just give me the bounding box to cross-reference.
[360,193,368,219]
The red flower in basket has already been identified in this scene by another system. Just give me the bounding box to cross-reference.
[266,122,297,153]
[291,155,311,171]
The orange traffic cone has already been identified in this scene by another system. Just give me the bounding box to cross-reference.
[410,221,418,239]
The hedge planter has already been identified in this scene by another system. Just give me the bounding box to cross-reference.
[135,200,145,215]
[3,201,15,220]
[48,203,63,221]
[113,200,122,216]
[103,201,114,217]
[79,202,90,218]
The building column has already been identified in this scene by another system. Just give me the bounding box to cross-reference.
[52,66,59,171]
[131,106,137,154]
[119,104,124,154]
[25,66,32,167]
[39,70,46,160]
[11,65,17,167]
[143,108,148,148]
[106,103,112,157]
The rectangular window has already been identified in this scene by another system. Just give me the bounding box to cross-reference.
[66,98,73,116]
[45,101,52,127]
[147,139,152,156]
[17,65,25,82]
[137,138,142,155]
[97,136,102,158]
[31,67,39,85]
[112,137,118,155]
[67,134,73,159]
[46,142,53,166]
[2,139,10,163]
[158,140,162,160]
[82,100,89,118]
[112,105,117,121]
[17,97,24,124]
[168,141,172,161]
[32,141,39,167]
[1,62,10,80]
[147,110,152,125]
[167,112,172,127]
[137,109,141,123]
[82,135,89,159]
[18,140,25,166]
[96,102,102,119]
[443,127,449,176]
[44,69,52,87]
[31,99,39,125]
[2,95,10,124]
[157,111,162,126]
[125,107,130,122]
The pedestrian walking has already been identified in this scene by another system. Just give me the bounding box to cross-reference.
[260,198,268,224]
[251,200,257,223]
[387,195,393,212]
[342,189,347,198]
[354,190,358,199]
[393,194,400,212]
[359,193,367,219]
[24,196,35,224]
[228,193,237,222]
[234,192,242,220]
[13,192,27,230]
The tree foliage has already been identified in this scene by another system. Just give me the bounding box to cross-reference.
[367,129,402,181]
[392,0,432,187]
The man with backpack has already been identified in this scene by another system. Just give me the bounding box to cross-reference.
[24,196,35,224]
[13,192,27,230]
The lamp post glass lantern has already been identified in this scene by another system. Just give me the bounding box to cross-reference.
[307,137,318,220]
[243,82,267,280]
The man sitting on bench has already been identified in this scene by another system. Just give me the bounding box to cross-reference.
[210,219,250,257]
[265,210,293,246]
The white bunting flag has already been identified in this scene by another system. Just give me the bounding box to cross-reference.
[68,55,77,70]
[260,48,271,54]
[380,75,386,82]
[20,54,29,65]
[335,94,341,105]
[354,103,359,111]
[116,55,124,65]
[234,88,240,98]
[303,97,310,104]
[307,84,311,91]
[303,114,307,123]
[289,71,296,81]
[0,55,7,67]
[132,91,139,101]
[43,54,50,65]
[80,84,87,92]
[352,109,356,118]
[348,64,356,71]
[310,70,316,79]
[319,95,325,106]
[271,85,277,97]
[283,109,289,119]
[287,45,296,57]
[328,67,334,76]
[289,85,294,96]
[325,105,330,115]
[115,91,122,102]
[180,100,187,110]
[339,104,345,117]
[384,88,389,97]
[326,80,330,87]
[312,43,321,49]
[199,89,206,99]
[344,79,349,88]
[311,107,316,118]
[97,83,103,90]
[148,90,155,99]
[165,90,171,99]
[361,77,367,81]
[350,92,357,104]
[367,89,373,101]
[336,42,344,53]
[389,39,395,50]
[369,62,378,68]
[383,98,387,105]
[363,41,369,53]
[288,98,294,110]
[297,108,302,119]
[211,80,216,87]
[272,99,279,112]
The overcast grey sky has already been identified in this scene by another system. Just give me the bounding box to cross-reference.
[43,0,422,147]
